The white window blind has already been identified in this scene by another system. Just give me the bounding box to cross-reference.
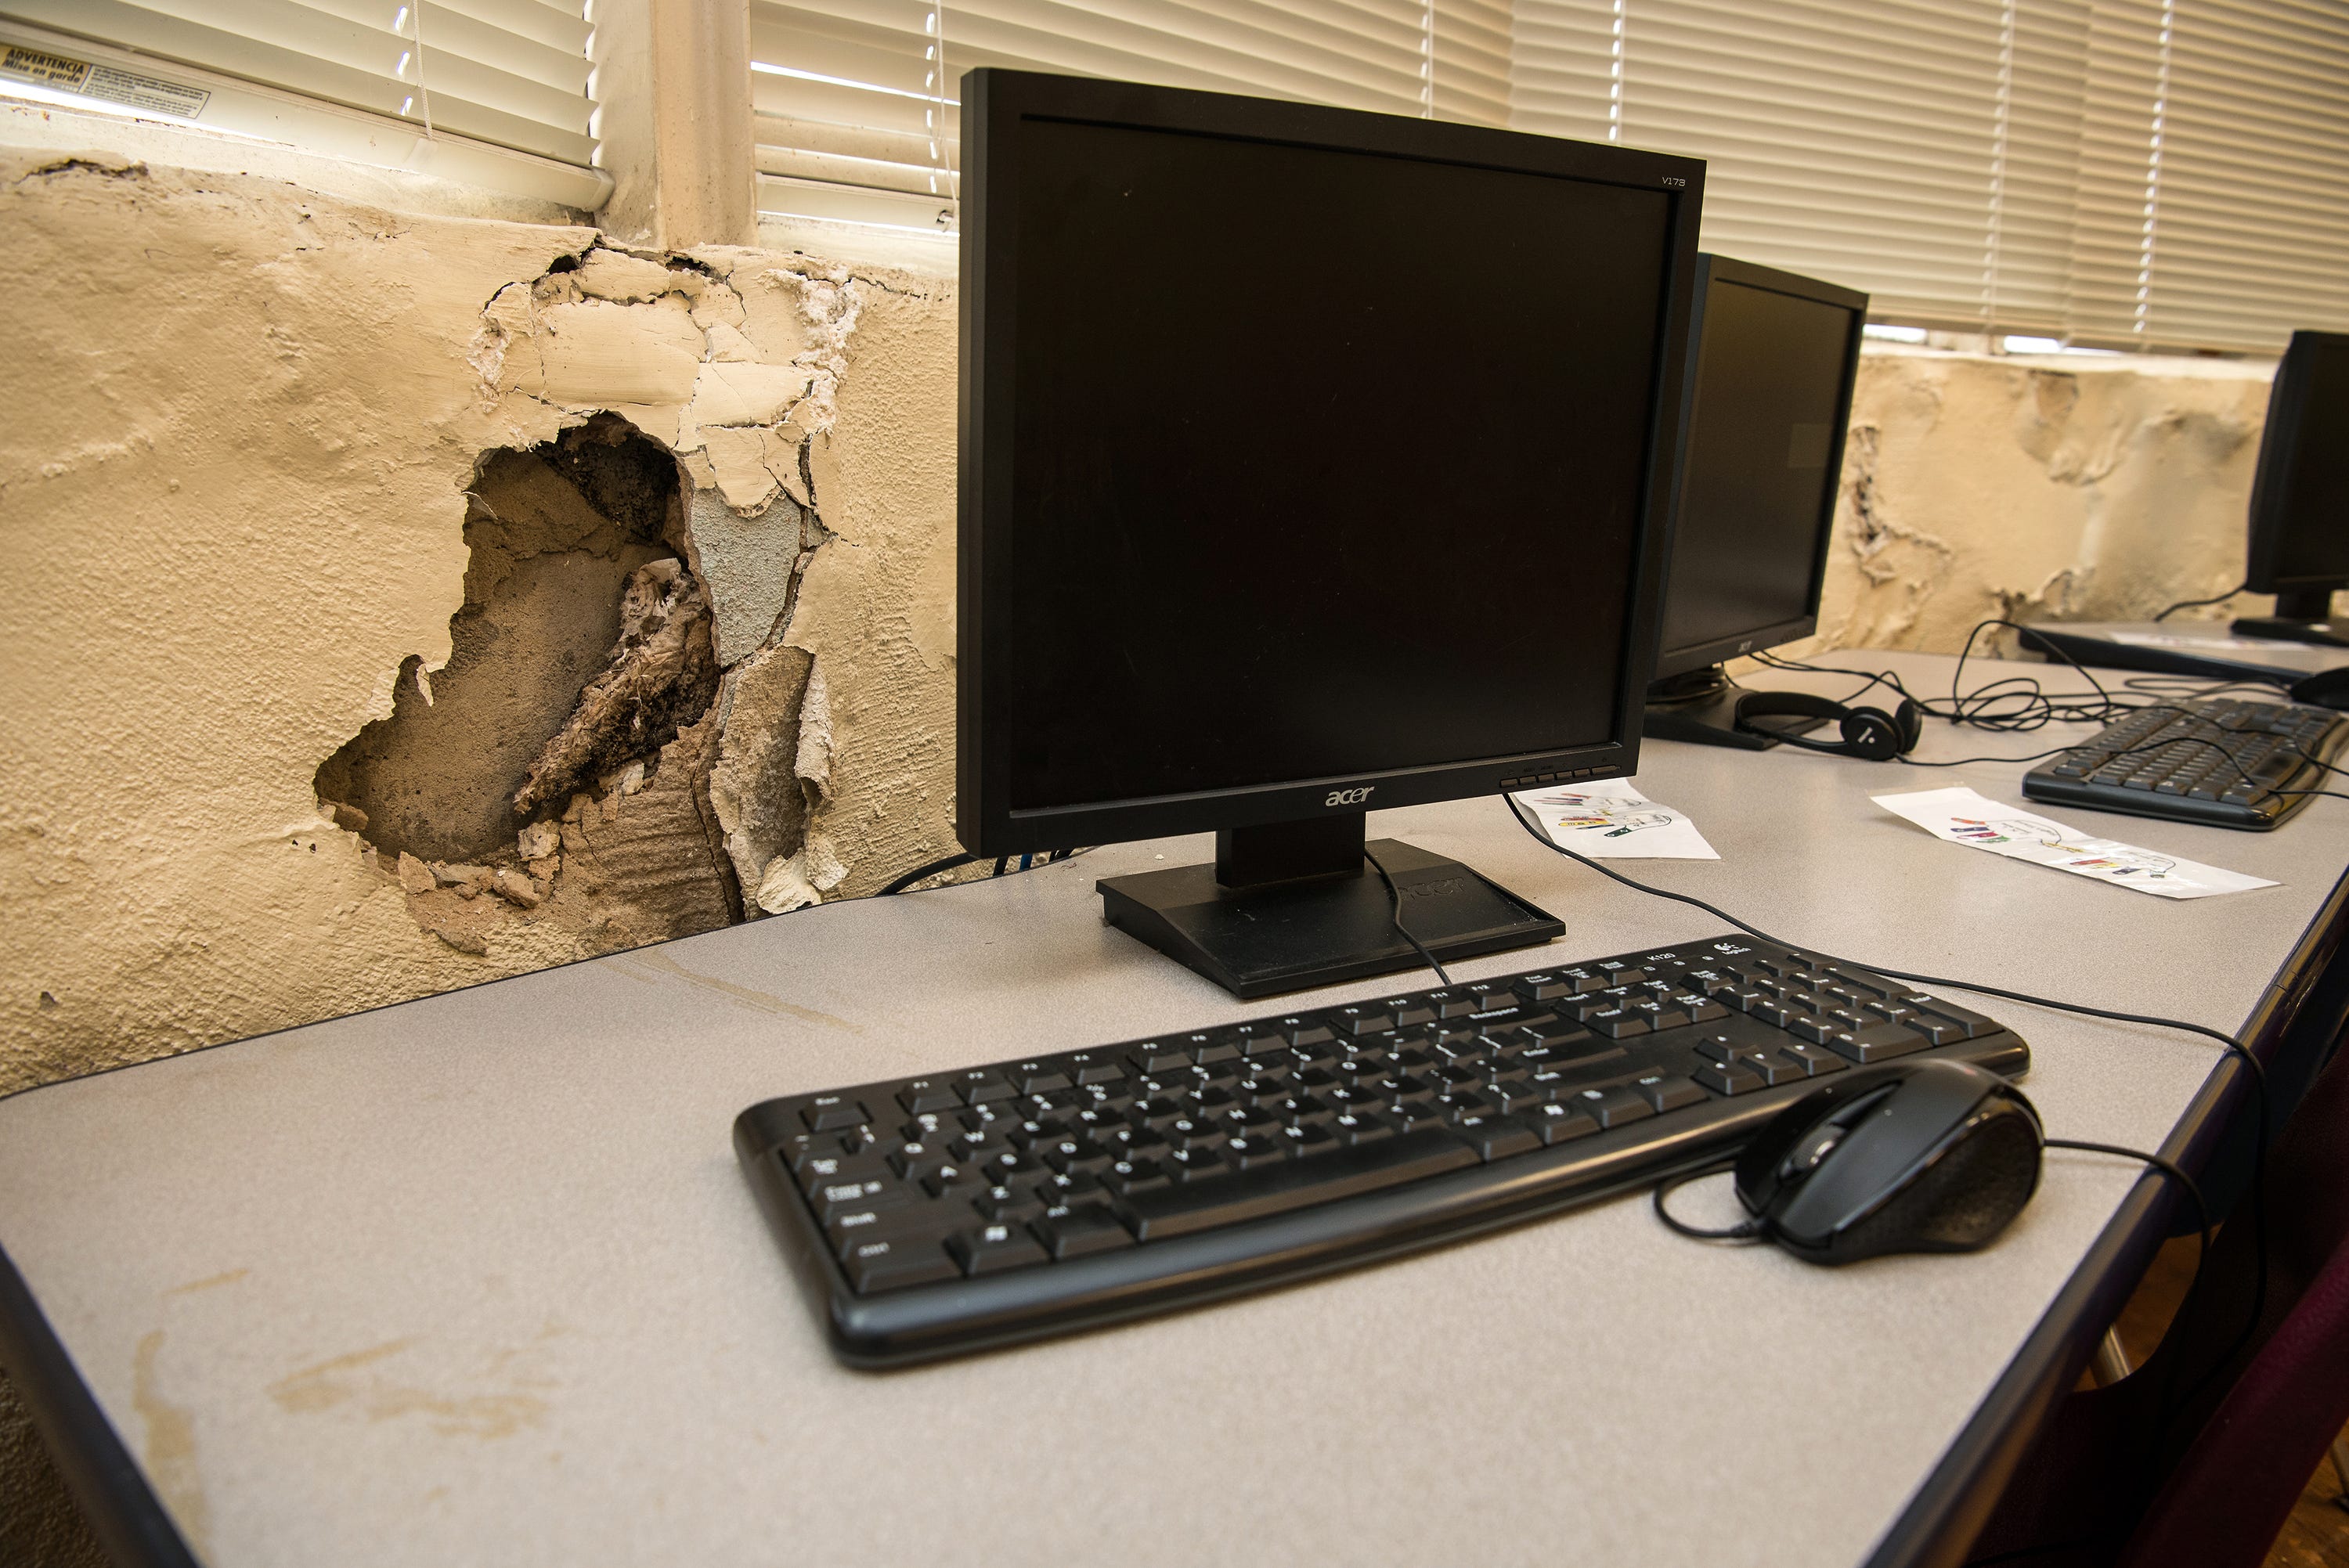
[2071,0,2349,350]
[750,1,1512,232]
[1510,0,2349,351]
[0,0,607,207]
[755,0,2349,354]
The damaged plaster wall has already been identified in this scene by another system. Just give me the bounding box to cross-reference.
[1801,348,2275,655]
[0,148,958,1105]
[0,146,2282,1113]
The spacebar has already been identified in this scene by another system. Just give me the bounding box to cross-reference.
[1114,1130,1479,1241]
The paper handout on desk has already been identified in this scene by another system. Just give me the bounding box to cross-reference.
[1512,777,1719,859]
[1871,786,2277,900]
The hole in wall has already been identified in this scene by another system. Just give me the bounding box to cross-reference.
[316,416,740,950]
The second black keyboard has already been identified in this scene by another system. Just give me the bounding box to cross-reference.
[2022,696,2347,830]
[735,934,2030,1364]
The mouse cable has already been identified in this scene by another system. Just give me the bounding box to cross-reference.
[2152,581,2248,622]
[1503,795,2271,1395]
[1651,1159,1765,1242]
[1363,845,1454,988]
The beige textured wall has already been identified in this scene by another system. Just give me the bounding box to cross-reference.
[0,145,2276,1560]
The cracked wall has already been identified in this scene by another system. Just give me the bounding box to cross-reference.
[1802,348,2274,657]
[0,148,958,1112]
[0,145,2279,1110]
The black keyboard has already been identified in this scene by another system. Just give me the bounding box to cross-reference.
[734,935,2030,1364]
[2021,696,2347,830]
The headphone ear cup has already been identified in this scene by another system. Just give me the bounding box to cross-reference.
[1893,697,1923,753]
[1838,708,1903,762]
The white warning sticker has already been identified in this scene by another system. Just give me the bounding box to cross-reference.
[2,45,209,118]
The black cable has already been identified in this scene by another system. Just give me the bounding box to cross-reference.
[1503,795,2271,1393]
[877,851,978,896]
[879,847,1095,895]
[1756,630,2347,786]
[1651,1159,1765,1242]
[1362,844,1452,987]
[2042,1139,2210,1261]
[2152,581,2247,622]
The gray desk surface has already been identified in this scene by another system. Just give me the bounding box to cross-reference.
[5,652,2346,1568]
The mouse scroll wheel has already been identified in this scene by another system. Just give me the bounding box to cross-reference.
[1781,1125,1847,1180]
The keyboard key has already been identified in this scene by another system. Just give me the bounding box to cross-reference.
[1102,1158,1169,1195]
[1631,1073,1706,1113]
[1694,1062,1766,1096]
[1130,1043,1189,1074]
[843,1236,962,1293]
[1329,1005,1394,1036]
[1330,1109,1400,1146]
[1224,1134,1289,1170]
[1030,1203,1136,1259]
[1786,1015,1837,1044]
[1900,996,1992,1040]
[950,1223,1051,1275]
[1532,1101,1600,1144]
[1585,1007,1651,1039]
[801,1095,869,1132]
[897,1080,962,1115]
[1459,1115,1542,1161]
[958,1073,1016,1105]
[1826,1023,1929,1064]
[1777,1043,1849,1077]
[1110,1128,1478,1240]
[1562,1084,1654,1129]
[971,1181,1040,1220]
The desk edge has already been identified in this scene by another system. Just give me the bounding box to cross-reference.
[1862,858,2349,1568]
[0,1242,200,1568]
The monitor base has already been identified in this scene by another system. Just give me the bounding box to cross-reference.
[1644,670,1829,751]
[1098,837,1561,1000]
[2230,615,2349,649]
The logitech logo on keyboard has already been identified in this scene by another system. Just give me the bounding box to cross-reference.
[1326,787,1375,806]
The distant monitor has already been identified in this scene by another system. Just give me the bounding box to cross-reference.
[1643,254,1867,749]
[2232,330,2349,647]
[956,70,1705,997]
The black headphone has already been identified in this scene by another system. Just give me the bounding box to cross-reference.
[1732,691,1923,761]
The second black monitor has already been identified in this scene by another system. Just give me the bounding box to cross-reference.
[1646,254,1868,749]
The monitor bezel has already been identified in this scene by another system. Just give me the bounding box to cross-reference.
[957,68,1705,856]
[1647,253,1870,683]
[2244,328,2349,594]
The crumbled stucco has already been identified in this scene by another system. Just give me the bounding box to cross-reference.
[1802,350,2273,656]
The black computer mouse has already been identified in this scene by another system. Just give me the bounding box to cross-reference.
[1734,1059,2044,1265]
[2288,667,2349,712]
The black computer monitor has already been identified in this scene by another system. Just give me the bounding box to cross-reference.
[1642,254,1867,750]
[955,70,1705,998]
[2231,330,2349,647]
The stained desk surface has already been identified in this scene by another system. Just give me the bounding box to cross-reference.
[5,651,2345,1567]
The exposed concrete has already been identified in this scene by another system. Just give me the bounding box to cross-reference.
[312,429,679,863]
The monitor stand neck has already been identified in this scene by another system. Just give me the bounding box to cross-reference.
[1096,811,1561,999]
[2232,589,2349,649]
[1643,664,1831,751]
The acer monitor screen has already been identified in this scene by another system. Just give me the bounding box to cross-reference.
[956,70,1705,998]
